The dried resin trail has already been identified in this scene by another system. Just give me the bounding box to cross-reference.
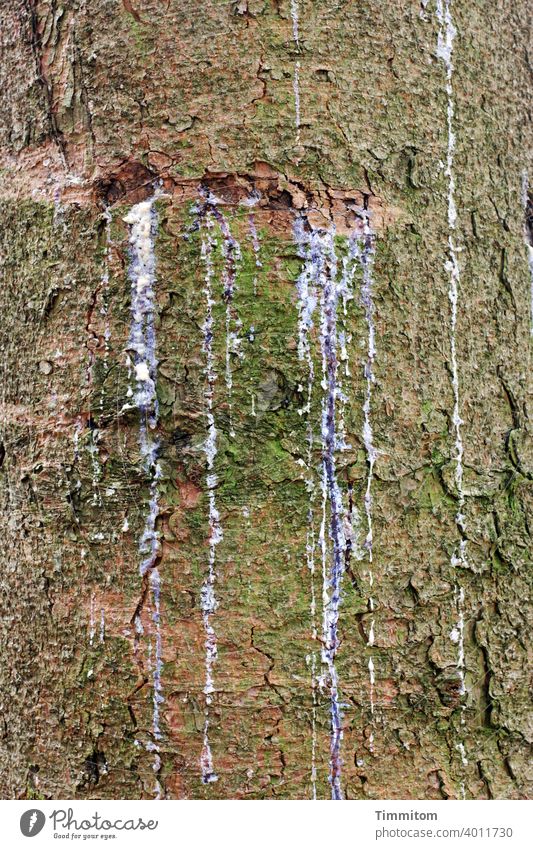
[291,0,301,145]
[435,0,469,795]
[124,195,164,797]
[294,215,365,799]
[204,194,243,438]
[198,203,222,785]
[195,189,243,783]
[294,216,319,798]
[522,172,533,335]
[356,216,378,752]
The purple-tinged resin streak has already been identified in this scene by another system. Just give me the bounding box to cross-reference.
[124,196,164,796]
[199,211,222,785]
[291,1,301,145]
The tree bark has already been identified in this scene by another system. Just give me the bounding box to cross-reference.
[0,0,531,800]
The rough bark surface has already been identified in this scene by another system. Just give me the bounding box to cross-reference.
[0,0,531,800]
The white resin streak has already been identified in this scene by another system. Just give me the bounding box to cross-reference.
[100,208,112,417]
[204,192,242,438]
[89,591,96,647]
[336,241,357,455]
[436,0,468,796]
[88,429,102,507]
[124,196,164,798]
[72,420,83,515]
[295,217,319,798]
[291,1,301,145]
[293,62,301,146]
[248,212,263,297]
[318,228,346,800]
[99,608,105,644]
[528,249,533,337]
[521,172,533,335]
[304,402,318,802]
[291,0,299,44]
[199,218,222,785]
[356,217,378,753]
[87,211,113,510]
[294,218,364,799]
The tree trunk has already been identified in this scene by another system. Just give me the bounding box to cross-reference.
[0,0,531,800]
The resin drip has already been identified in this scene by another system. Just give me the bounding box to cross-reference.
[124,196,164,793]
[203,192,242,438]
[436,0,468,792]
[356,217,378,751]
[199,210,223,785]
[521,172,533,335]
[72,419,83,505]
[294,216,318,798]
[99,208,112,418]
[291,0,300,43]
[89,591,96,647]
[87,429,102,507]
[318,228,346,800]
[99,608,105,644]
[247,209,262,297]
